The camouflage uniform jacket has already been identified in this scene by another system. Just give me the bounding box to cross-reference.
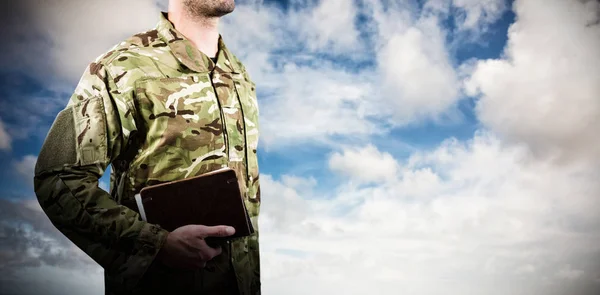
[33,12,261,295]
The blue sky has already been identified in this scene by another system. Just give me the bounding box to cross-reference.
[1,0,599,294]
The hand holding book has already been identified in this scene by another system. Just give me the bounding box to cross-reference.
[156,224,236,270]
[134,167,255,268]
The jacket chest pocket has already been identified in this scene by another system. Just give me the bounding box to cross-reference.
[132,75,227,183]
[233,74,260,204]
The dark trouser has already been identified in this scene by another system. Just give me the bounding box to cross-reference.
[135,260,240,295]
[120,241,240,295]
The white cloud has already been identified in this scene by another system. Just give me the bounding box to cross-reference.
[259,174,315,234]
[23,199,44,213]
[98,180,110,192]
[0,199,103,295]
[0,118,11,150]
[14,155,38,184]
[220,3,382,149]
[293,0,362,54]
[515,264,536,275]
[280,174,317,191]
[258,131,600,295]
[423,0,452,16]
[221,0,470,148]
[0,1,158,141]
[377,17,461,125]
[424,0,507,39]
[452,0,507,32]
[557,265,585,281]
[220,3,279,81]
[1,264,104,295]
[361,0,464,126]
[2,0,159,84]
[258,63,380,148]
[465,0,600,165]
[328,144,399,184]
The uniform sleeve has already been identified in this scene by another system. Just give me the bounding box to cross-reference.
[33,61,169,292]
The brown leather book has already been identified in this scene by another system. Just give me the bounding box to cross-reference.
[134,167,254,243]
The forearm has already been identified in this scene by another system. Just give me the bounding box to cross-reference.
[34,167,168,290]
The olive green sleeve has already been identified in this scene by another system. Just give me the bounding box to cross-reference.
[33,61,168,292]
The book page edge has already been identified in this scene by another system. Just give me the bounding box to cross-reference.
[134,193,147,222]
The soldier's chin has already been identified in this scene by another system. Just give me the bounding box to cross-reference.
[212,7,234,17]
[212,1,235,17]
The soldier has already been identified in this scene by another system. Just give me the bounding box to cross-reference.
[33,0,261,294]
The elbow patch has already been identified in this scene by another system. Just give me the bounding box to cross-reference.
[36,96,109,174]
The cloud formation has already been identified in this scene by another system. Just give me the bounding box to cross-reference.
[292,0,362,54]
[259,132,600,295]
[450,0,508,33]
[328,144,399,184]
[465,0,600,165]
[221,0,480,148]
[0,199,98,270]
[377,17,461,124]
[0,199,103,295]
[14,155,37,183]
[1,0,159,85]
[0,118,11,150]
[220,2,381,148]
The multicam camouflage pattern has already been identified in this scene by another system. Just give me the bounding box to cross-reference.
[34,12,260,295]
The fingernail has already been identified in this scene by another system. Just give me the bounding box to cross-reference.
[226,227,235,235]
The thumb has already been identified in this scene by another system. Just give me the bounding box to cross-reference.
[199,225,235,238]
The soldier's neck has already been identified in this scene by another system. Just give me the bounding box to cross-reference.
[168,11,220,58]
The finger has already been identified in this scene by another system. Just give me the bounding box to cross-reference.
[208,246,223,258]
[200,225,235,238]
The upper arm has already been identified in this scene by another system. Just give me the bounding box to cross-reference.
[36,61,131,177]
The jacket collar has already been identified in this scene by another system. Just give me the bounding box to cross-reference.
[156,12,241,73]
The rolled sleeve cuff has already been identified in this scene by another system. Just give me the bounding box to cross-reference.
[108,222,169,292]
